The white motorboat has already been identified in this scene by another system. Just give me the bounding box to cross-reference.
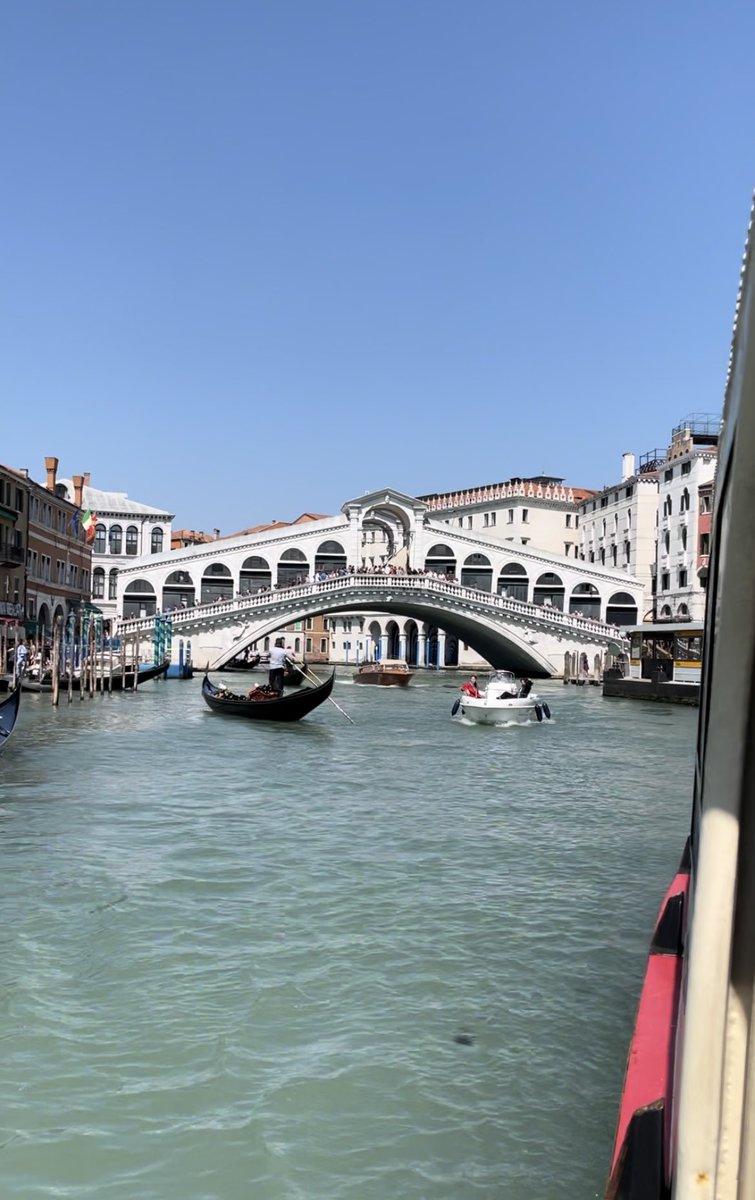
[452,670,551,725]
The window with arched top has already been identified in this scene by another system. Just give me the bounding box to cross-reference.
[108,568,118,599]
[240,556,271,594]
[423,544,457,577]
[533,572,565,610]
[461,553,492,593]
[151,527,163,554]
[606,591,638,627]
[277,548,309,588]
[569,581,601,619]
[125,526,139,556]
[94,523,106,554]
[680,488,690,513]
[314,540,347,575]
[92,567,105,598]
[123,578,157,617]
[108,524,122,555]
[497,562,528,601]
[201,562,233,604]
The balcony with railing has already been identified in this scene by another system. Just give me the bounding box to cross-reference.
[639,449,667,474]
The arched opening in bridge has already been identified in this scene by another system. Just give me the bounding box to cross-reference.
[533,572,564,610]
[461,553,492,592]
[386,620,401,658]
[426,625,456,667]
[423,543,456,579]
[498,562,529,601]
[314,540,346,576]
[240,556,271,593]
[443,632,460,667]
[404,620,419,666]
[124,579,157,618]
[201,563,233,604]
[277,548,308,588]
[163,570,195,611]
[367,620,382,661]
[569,582,601,620]
[606,591,638,626]
[361,502,411,568]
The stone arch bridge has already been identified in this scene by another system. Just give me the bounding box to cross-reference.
[120,573,628,677]
[114,487,641,674]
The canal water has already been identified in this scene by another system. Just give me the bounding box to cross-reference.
[0,672,695,1199]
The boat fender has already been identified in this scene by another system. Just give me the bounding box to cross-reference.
[535,704,543,722]
[542,702,551,721]
[451,699,460,717]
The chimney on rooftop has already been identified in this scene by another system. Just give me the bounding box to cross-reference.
[72,474,84,509]
[44,456,59,493]
[214,528,220,539]
[83,472,91,487]
[621,452,635,481]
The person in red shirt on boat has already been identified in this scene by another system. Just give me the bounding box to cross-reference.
[460,675,482,698]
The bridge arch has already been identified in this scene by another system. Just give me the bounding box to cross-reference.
[461,552,492,592]
[201,562,233,604]
[240,556,271,594]
[424,543,456,577]
[498,562,528,601]
[163,570,195,611]
[277,548,309,588]
[533,571,564,610]
[315,540,346,576]
[124,578,156,618]
[569,581,601,620]
[208,589,558,676]
[606,591,639,626]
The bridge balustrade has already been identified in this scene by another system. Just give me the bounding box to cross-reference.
[118,572,625,640]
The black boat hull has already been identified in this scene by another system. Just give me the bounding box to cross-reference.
[0,685,21,754]
[202,671,335,722]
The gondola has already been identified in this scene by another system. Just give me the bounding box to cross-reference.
[0,684,20,755]
[219,653,261,672]
[202,670,335,722]
[284,662,306,687]
[21,660,169,694]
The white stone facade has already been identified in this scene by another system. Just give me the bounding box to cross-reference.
[655,437,717,622]
[578,453,659,620]
[58,480,174,623]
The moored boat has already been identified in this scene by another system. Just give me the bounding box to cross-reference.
[21,660,169,693]
[0,684,21,754]
[353,659,413,686]
[202,670,335,722]
[452,670,550,724]
[220,653,261,672]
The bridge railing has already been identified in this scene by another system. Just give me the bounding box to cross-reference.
[118,572,626,640]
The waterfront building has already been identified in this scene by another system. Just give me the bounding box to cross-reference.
[578,453,659,620]
[58,476,174,624]
[24,458,93,640]
[417,476,594,561]
[654,416,719,621]
[0,465,29,650]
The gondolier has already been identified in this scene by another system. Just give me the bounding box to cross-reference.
[268,638,290,693]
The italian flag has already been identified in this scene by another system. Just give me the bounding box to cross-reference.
[82,510,97,544]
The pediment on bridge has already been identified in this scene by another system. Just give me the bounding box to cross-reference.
[341,487,428,516]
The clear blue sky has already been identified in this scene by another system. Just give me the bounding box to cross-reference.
[1,1,752,531]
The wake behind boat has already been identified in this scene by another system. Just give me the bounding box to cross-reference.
[452,670,551,725]
[202,670,335,722]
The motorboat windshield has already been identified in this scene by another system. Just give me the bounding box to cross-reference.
[485,670,519,696]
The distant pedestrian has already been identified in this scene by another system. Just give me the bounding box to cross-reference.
[15,639,28,678]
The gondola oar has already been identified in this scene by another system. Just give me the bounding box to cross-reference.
[293,660,355,725]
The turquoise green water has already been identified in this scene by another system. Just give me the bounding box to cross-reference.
[0,674,695,1198]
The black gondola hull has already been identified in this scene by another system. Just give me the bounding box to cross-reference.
[202,671,335,722]
[0,685,21,754]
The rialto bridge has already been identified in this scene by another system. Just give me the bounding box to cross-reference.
[114,488,642,675]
